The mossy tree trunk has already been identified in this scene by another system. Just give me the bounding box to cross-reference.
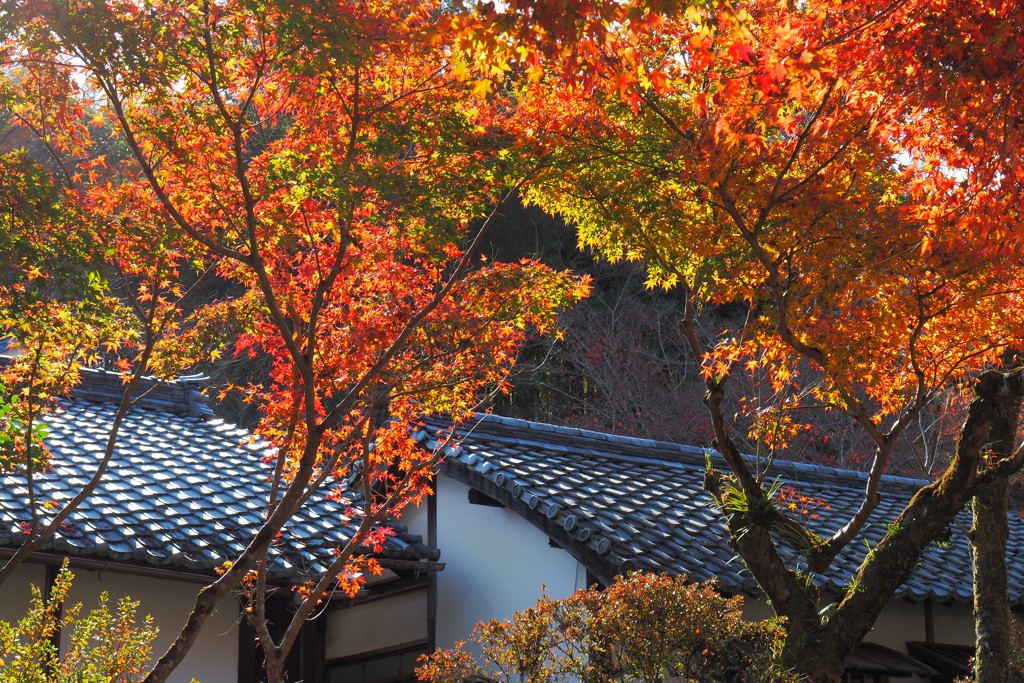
[970,368,1020,683]
[706,369,1024,683]
[973,476,1012,683]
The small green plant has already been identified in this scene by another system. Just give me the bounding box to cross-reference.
[417,572,804,683]
[0,391,51,474]
[0,561,158,682]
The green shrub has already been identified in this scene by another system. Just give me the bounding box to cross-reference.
[417,572,803,683]
[0,561,158,682]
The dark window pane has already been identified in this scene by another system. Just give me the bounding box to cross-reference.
[401,648,430,675]
[365,654,401,683]
[330,662,364,683]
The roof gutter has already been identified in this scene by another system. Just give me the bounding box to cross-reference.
[0,547,218,585]
[0,549,445,588]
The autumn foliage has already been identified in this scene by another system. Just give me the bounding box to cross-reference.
[0,562,157,682]
[449,0,1024,681]
[1,0,586,680]
[417,572,799,683]
[4,0,1024,680]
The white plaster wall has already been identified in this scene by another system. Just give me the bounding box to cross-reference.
[846,598,973,651]
[0,563,238,683]
[857,599,972,683]
[740,597,776,623]
[862,598,927,649]
[932,601,974,646]
[400,495,429,541]
[63,568,239,683]
[434,476,585,651]
[744,595,974,653]
[325,588,429,660]
[0,562,46,626]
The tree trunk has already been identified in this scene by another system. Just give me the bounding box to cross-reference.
[781,631,847,683]
[729,370,1024,683]
[972,477,1011,683]
[264,656,286,683]
[970,372,1019,683]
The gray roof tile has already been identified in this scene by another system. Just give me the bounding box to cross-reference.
[1,373,440,582]
[426,413,1019,605]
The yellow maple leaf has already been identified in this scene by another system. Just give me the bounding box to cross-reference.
[472,78,493,97]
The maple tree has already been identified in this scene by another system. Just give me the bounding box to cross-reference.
[0,1,586,681]
[450,0,1024,681]
[0,144,185,590]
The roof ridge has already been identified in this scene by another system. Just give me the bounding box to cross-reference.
[70,367,215,418]
[468,412,707,453]
[0,354,213,419]
[447,413,929,494]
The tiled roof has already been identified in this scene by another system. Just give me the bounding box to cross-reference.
[417,413,1024,604]
[0,369,439,581]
